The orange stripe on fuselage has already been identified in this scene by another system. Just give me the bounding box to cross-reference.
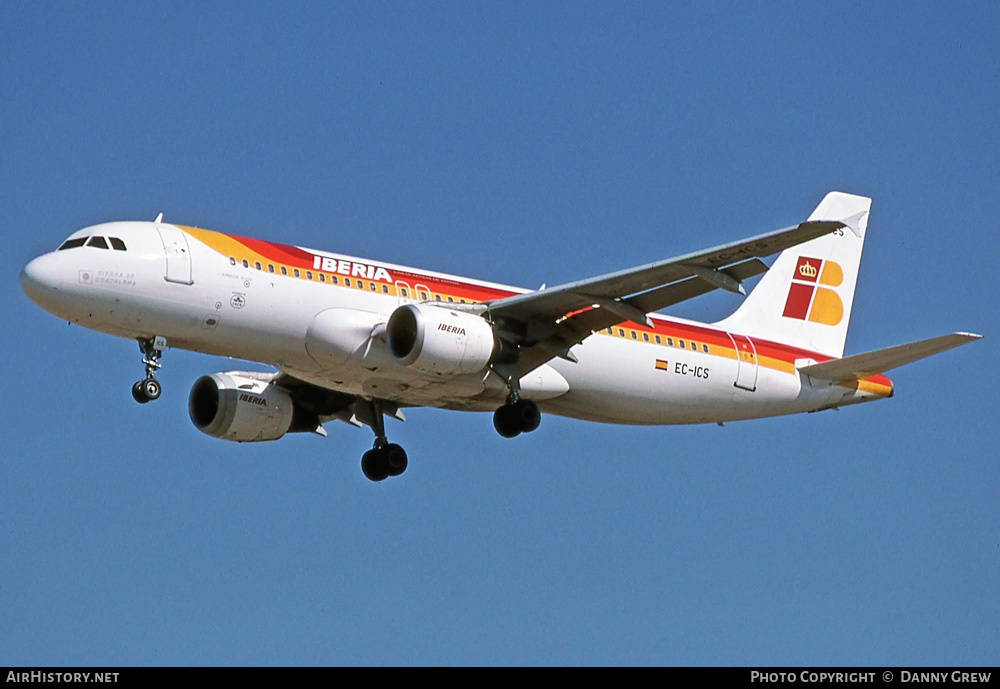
[181,226,519,302]
[179,225,893,396]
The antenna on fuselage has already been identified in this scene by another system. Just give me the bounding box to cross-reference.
[154,212,163,224]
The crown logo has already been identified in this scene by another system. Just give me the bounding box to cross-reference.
[784,258,844,326]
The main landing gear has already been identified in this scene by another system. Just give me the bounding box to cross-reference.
[493,396,540,438]
[131,336,166,404]
[358,399,408,482]
[490,362,541,438]
[361,442,408,483]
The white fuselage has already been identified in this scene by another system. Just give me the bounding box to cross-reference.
[20,221,887,427]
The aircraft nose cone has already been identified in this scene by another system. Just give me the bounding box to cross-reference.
[20,253,64,311]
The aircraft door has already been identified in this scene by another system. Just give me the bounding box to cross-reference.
[395,280,412,305]
[156,224,194,285]
[727,332,758,391]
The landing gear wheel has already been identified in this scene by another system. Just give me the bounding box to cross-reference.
[131,378,162,404]
[513,399,540,433]
[384,443,408,477]
[494,399,541,437]
[361,443,409,482]
[141,378,161,401]
[132,380,150,404]
[493,405,521,438]
[361,449,390,482]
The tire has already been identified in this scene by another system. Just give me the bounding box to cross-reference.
[361,449,390,482]
[514,400,540,433]
[493,405,521,438]
[141,378,161,401]
[131,380,149,404]
[384,444,408,477]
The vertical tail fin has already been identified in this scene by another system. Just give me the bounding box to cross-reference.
[715,192,871,358]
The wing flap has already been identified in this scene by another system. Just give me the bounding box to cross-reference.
[798,332,982,381]
[626,258,768,316]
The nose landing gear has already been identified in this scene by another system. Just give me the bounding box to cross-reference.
[131,377,161,404]
[131,336,166,404]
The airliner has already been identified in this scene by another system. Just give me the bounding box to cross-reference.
[20,192,980,481]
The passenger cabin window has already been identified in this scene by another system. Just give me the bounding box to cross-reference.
[87,236,109,249]
[281,267,287,275]
[58,238,87,250]
[690,342,697,351]
[293,269,300,277]
[242,259,250,268]
[702,344,709,353]
[109,237,127,251]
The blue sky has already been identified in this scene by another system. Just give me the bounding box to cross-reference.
[2,2,997,666]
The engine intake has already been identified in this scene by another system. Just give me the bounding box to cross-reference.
[188,373,317,442]
[386,304,499,375]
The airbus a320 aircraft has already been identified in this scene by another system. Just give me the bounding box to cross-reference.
[20,192,980,481]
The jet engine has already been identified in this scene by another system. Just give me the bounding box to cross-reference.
[188,373,317,442]
[386,304,500,375]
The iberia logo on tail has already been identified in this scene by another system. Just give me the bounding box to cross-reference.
[782,256,844,326]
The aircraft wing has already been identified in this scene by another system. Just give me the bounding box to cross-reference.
[485,219,847,373]
[797,332,983,382]
[270,372,407,431]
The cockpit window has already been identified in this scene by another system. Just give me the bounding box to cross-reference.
[86,236,110,249]
[58,237,87,250]
[109,237,127,251]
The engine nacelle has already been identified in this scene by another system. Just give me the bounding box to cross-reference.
[305,308,389,369]
[188,373,313,442]
[386,304,498,375]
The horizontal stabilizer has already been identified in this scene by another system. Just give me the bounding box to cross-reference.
[798,332,982,381]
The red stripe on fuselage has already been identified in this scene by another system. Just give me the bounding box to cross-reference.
[209,230,888,388]
[227,234,316,267]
